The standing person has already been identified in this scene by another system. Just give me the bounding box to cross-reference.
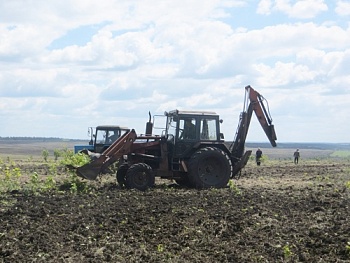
[294,149,300,164]
[256,148,262,166]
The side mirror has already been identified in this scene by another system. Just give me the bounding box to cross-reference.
[220,133,224,139]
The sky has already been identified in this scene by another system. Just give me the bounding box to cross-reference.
[1,0,349,143]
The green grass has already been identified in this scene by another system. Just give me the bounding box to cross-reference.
[0,149,93,195]
[330,151,350,158]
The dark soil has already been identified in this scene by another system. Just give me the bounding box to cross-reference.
[1,162,350,262]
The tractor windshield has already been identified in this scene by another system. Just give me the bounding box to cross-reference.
[199,118,217,140]
[166,117,177,139]
[179,118,196,140]
[96,128,122,145]
[166,115,218,141]
[96,130,108,144]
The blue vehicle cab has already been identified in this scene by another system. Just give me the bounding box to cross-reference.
[74,125,129,154]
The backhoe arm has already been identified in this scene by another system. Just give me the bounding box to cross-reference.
[230,86,277,177]
[231,85,277,156]
[246,85,277,147]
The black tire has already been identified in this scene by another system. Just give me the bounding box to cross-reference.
[188,147,232,189]
[125,163,155,191]
[174,173,194,188]
[116,165,128,187]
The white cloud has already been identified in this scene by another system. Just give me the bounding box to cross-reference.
[257,0,328,19]
[335,1,350,16]
[0,1,349,142]
[257,0,273,15]
[254,62,318,86]
[277,0,328,19]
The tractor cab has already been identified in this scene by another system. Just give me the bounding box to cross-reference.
[164,110,224,158]
[94,125,129,153]
[74,125,129,154]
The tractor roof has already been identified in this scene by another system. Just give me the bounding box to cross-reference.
[96,125,129,130]
[167,109,218,117]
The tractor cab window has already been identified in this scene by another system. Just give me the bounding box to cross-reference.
[96,130,107,144]
[200,119,217,140]
[167,117,177,142]
[179,118,196,140]
[107,130,120,143]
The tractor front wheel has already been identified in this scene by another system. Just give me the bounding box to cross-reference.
[188,147,232,189]
[125,163,155,191]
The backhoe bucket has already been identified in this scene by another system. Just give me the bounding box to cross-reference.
[264,124,277,147]
[232,150,252,177]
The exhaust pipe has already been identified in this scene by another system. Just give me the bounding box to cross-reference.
[145,111,153,135]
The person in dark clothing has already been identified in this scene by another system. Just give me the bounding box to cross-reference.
[294,149,300,164]
[108,131,119,143]
[181,119,196,140]
[256,148,262,166]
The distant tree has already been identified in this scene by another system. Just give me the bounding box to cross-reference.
[53,149,61,161]
[42,149,49,162]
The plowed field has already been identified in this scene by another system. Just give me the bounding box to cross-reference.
[1,160,350,262]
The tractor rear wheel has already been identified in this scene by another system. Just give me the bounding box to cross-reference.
[116,165,128,187]
[125,163,155,191]
[188,147,232,189]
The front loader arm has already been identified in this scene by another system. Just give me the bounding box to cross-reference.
[76,129,137,180]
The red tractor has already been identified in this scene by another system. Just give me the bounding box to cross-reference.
[74,86,277,190]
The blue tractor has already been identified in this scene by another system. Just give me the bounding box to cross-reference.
[74,125,129,154]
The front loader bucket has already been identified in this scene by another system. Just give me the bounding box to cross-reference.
[76,155,107,180]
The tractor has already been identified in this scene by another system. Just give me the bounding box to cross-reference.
[73,86,277,190]
[74,125,129,154]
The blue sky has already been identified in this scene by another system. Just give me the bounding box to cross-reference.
[1,0,349,143]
